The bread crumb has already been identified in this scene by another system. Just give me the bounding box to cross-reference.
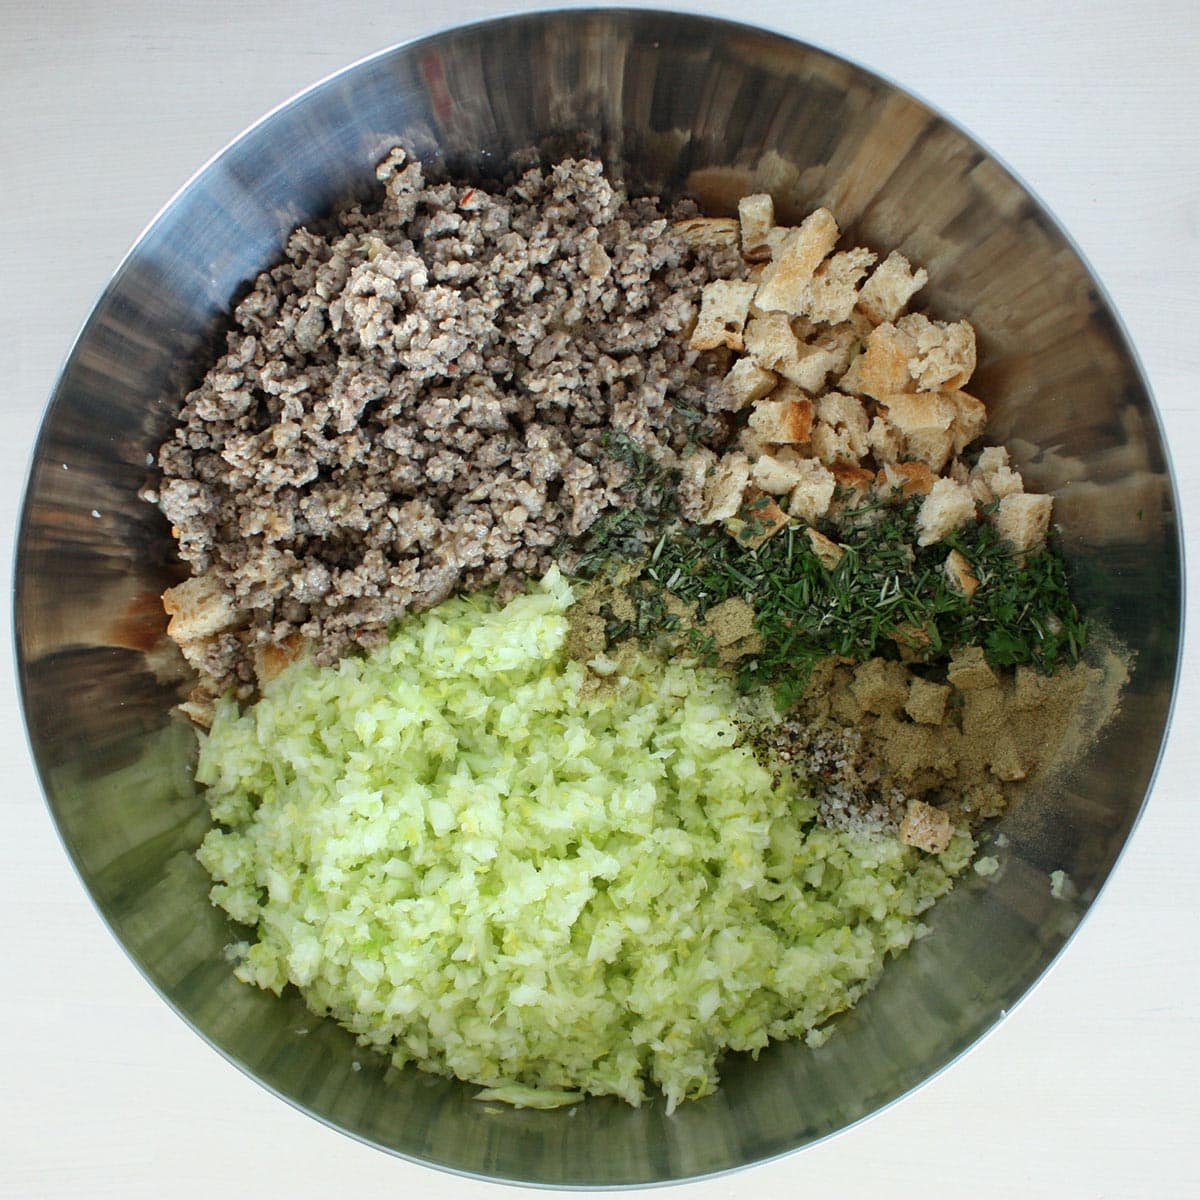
[737,193,775,258]
[995,491,1053,553]
[849,658,910,715]
[1049,869,1076,900]
[749,394,814,444]
[900,800,954,854]
[755,208,840,314]
[916,478,976,546]
[786,458,838,523]
[806,528,844,569]
[691,280,758,351]
[943,548,980,598]
[857,250,928,325]
[717,357,777,412]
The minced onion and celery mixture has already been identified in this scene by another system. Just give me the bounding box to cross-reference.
[197,571,971,1110]
[165,151,1098,1111]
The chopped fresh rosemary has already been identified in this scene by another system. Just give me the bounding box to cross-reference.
[605,497,1087,708]
[562,435,1088,707]
[569,432,681,578]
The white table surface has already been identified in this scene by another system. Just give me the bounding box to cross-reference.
[3,2,1197,1197]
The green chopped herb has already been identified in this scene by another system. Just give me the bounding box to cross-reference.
[568,431,680,578]
[595,497,1087,705]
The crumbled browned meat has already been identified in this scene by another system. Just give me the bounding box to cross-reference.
[148,149,737,695]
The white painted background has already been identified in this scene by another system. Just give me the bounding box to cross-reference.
[3,3,1197,1197]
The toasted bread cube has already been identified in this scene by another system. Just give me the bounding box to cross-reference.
[868,415,904,463]
[744,311,800,372]
[905,677,951,726]
[737,424,771,459]
[839,322,915,398]
[900,800,954,854]
[787,458,838,524]
[943,548,980,598]
[818,391,870,444]
[947,389,988,454]
[995,491,1053,553]
[969,445,1025,504]
[806,528,844,569]
[700,451,752,522]
[726,489,790,549]
[717,357,777,412]
[749,393,815,444]
[691,280,758,351]
[761,226,793,260]
[916,478,976,546]
[827,463,874,524]
[830,462,875,501]
[908,429,955,472]
[857,250,929,325]
[744,313,838,392]
[880,391,956,436]
[804,247,877,325]
[783,343,841,394]
[810,392,870,465]
[678,445,718,521]
[755,208,840,314]
[178,695,217,729]
[750,447,809,494]
[809,319,865,377]
[673,215,741,247]
[896,313,977,391]
[253,635,305,685]
[881,391,959,471]
[162,573,244,644]
[738,193,775,257]
[876,460,937,498]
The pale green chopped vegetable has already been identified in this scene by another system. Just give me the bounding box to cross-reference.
[973,855,1001,877]
[197,568,972,1111]
[1049,869,1076,900]
[475,1085,584,1109]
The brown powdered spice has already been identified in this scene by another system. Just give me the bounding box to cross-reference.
[702,597,762,664]
[759,643,1128,838]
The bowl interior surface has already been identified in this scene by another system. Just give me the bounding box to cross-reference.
[15,10,1180,1187]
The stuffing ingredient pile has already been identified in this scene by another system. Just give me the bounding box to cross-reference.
[197,571,970,1110]
[154,145,1124,1113]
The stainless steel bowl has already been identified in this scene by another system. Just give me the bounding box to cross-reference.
[15,9,1181,1187]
